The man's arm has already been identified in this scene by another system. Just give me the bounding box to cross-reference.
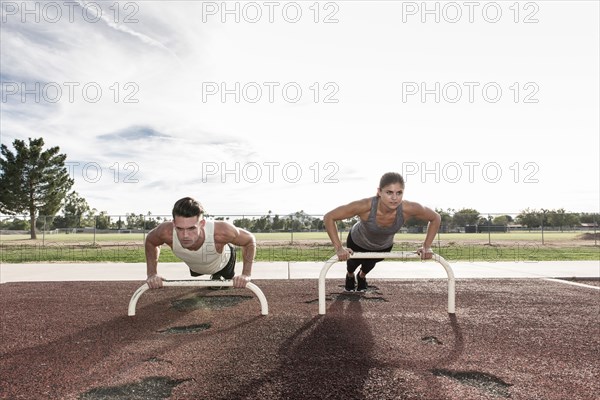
[216,222,256,288]
[144,222,172,288]
[403,201,441,259]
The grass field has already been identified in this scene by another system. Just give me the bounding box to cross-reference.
[1,231,598,263]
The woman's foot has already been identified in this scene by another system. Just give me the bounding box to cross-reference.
[357,271,368,292]
[345,273,356,291]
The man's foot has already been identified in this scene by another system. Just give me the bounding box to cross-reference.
[357,272,368,292]
[209,275,228,290]
[345,274,356,292]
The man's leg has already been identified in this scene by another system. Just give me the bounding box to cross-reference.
[210,245,236,289]
[213,244,236,279]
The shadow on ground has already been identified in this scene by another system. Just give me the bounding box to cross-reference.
[1,279,598,400]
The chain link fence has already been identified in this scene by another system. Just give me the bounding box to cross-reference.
[1,212,598,245]
[1,212,598,263]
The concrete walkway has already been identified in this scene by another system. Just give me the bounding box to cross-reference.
[1,260,598,283]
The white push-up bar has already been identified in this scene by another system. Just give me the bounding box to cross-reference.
[318,251,455,315]
[128,280,269,316]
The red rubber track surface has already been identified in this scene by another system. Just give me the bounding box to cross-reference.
[1,279,598,399]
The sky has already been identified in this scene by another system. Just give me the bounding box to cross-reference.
[1,0,599,218]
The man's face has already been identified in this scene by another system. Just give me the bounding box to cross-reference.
[173,215,204,248]
[378,183,404,209]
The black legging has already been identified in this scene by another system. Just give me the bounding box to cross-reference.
[346,231,393,275]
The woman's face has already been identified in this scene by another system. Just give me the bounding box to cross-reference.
[378,183,404,209]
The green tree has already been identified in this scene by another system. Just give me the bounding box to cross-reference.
[436,208,453,232]
[492,215,513,225]
[0,138,74,239]
[452,208,480,227]
[81,208,98,228]
[405,216,428,227]
[271,214,285,231]
[126,213,148,229]
[0,217,30,230]
[48,191,91,229]
[254,216,272,232]
[477,217,491,226]
[580,213,600,225]
[95,211,112,230]
[337,217,359,231]
[288,210,315,231]
[233,217,254,231]
[289,218,304,232]
[311,218,324,231]
[62,191,91,228]
[547,209,579,231]
[516,208,541,229]
[144,212,160,230]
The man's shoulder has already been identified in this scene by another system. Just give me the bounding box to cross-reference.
[212,220,243,242]
[212,220,234,233]
[211,219,235,225]
[158,220,175,230]
[153,221,175,239]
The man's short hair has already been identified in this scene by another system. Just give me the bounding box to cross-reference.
[172,197,204,219]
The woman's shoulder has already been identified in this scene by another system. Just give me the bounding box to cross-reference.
[351,197,374,211]
[400,199,426,215]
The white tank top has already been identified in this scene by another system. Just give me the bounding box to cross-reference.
[172,220,231,275]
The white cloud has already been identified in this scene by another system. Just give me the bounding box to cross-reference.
[1,0,598,216]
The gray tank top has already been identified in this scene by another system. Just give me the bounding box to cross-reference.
[350,196,404,250]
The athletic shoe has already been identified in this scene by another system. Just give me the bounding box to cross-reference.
[345,274,356,292]
[357,273,368,292]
